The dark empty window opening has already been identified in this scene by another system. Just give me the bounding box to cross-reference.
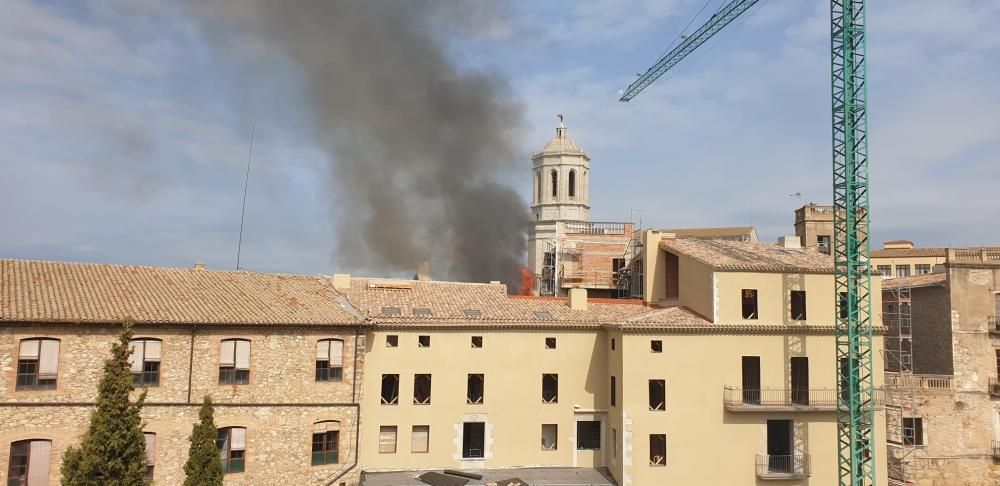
[817,235,831,254]
[462,422,485,459]
[611,338,615,351]
[568,170,576,198]
[471,336,483,348]
[649,379,666,410]
[412,307,432,317]
[651,340,662,353]
[742,289,759,319]
[839,292,849,319]
[576,421,601,450]
[386,335,398,347]
[742,356,761,405]
[418,335,430,347]
[467,374,484,404]
[381,307,401,316]
[542,374,559,403]
[551,170,558,198]
[915,264,931,275]
[791,291,807,320]
[791,357,809,405]
[650,434,666,466]
[413,374,432,404]
[534,311,553,319]
[381,374,399,405]
[903,417,924,446]
[545,337,557,349]
[463,309,482,317]
[611,376,616,407]
[664,251,679,299]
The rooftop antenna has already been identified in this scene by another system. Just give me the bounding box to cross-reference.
[235,120,256,271]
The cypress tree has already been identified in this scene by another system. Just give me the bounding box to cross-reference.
[61,322,148,485]
[184,395,223,486]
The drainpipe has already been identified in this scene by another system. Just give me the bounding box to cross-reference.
[324,325,363,485]
[186,327,196,403]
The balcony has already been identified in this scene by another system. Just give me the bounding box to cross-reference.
[885,372,953,391]
[755,454,809,480]
[993,440,1000,460]
[564,221,631,235]
[991,378,1000,398]
[990,317,1000,336]
[725,387,886,412]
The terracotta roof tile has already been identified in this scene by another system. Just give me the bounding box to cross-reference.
[655,226,755,238]
[0,259,361,325]
[871,248,947,258]
[881,273,947,290]
[660,239,833,273]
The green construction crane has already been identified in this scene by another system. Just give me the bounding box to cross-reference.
[619,1,876,485]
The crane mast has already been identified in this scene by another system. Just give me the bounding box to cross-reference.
[620,1,876,484]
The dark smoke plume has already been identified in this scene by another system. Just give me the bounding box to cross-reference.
[193,1,528,287]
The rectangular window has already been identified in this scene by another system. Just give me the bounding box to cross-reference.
[462,423,485,459]
[545,337,557,349]
[386,335,398,347]
[144,432,156,482]
[741,289,758,319]
[381,374,399,405]
[576,421,601,450]
[471,336,483,348]
[903,418,924,446]
[413,374,432,404]
[541,424,557,451]
[742,356,761,405]
[411,425,429,453]
[467,374,484,404]
[896,265,911,278]
[649,379,666,411]
[315,339,344,382]
[610,376,616,407]
[915,264,931,275]
[16,338,60,390]
[130,339,161,387]
[877,265,892,277]
[791,357,809,405]
[418,335,430,347]
[378,426,397,453]
[651,340,662,353]
[612,428,617,458]
[542,374,559,403]
[766,420,792,469]
[612,257,626,283]
[649,434,666,466]
[839,292,849,319]
[312,422,340,465]
[218,339,250,385]
[611,338,615,351]
[8,439,52,486]
[217,427,246,474]
[817,235,831,254]
[790,291,807,320]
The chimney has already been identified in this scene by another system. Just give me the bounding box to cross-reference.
[415,261,432,281]
[194,261,205,270]
[778,236,802,249]
[332,274,351,291]
[569,288,588,311]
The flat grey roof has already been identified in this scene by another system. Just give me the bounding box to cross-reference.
[360,467,616,486]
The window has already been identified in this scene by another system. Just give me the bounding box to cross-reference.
[386,335,398,347]
[896,265,911,278]
[418,335,431,347]
[381,306,401,316]
[467,374,484,404]
[791,291,807,320]
[311,422,340,465]
[463,309,482,317]
[542,374,558,403]
[877,265,891,277]
[741,289,758,319]
[649,434,666,466]
[411,425,429,453]
[651,340,662,353]
[839,292,849,319]
[7,439,51,486]
[378,426,397,453]
[219,339,250,385]
[611,338,615,351]
[541,424,557,450]
[413,374,432,404]
[610,376,616,407]
[817,235,831,254]
[535,171,541,203]
[315,339,344,382]
[649,379,666,410]
[611,428,617,458]
[568,170,576,198]
[903,418,924,446]
[412,307,432,317]
[380,374,399,405]
[551,169,558,198]
[576,421,601,450]
[129,339,161,387]
[742,356,761,405]
[791,357,809,405]
[471,336,483,348]
[144,432,156,482]
[915,264,931,275]
[217,427,246,474]
[462,422,485,459]
[545,337,557,349]
[16,338,59,390]
[612,258,626,285]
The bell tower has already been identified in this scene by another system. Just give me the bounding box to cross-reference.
[530,115,590,222]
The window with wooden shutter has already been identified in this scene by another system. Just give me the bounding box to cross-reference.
[16,338,59,390]
[411,425,429,453]
[378,426,397,453]
[130,339,161,387]
[219,339,250,385]
[144,432,156,482]
[316,339,344,382]
[8,439,52,486]
[217,427,246,474]
[312,421,340,465]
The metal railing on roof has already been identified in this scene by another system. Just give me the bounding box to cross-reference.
[884,373,953,390]
[564,222,629,235]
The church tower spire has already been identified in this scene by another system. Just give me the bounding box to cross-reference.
[530,115,590,222]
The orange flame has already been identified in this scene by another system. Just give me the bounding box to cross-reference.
[518,266,535,296]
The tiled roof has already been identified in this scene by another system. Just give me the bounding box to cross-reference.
[656,226,756,238]
[0,259,361,325]
[341,278,650,328]
[871,248,947,258]
[660,239,834,273]
[882,273,947,290]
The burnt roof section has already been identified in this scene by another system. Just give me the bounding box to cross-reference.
[660,239,833,274]
[0,259,362,325]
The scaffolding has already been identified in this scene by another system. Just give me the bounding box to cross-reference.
[884,282,916,485]
[615,230,644,299]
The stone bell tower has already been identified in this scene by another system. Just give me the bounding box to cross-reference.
[530,115,590,223]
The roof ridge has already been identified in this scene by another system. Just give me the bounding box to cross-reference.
[0,258,325,279]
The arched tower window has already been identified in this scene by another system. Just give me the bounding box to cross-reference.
[569,170,576,199]
[551,170,558,199]
[535,171,541,204]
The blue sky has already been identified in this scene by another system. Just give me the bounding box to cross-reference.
[2,0,999,277]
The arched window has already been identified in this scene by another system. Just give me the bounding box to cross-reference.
[312,421,341,465]
[534,172,541,204]
[217,427,246,474]
[316,339,344,382]
[569,170,576,198]
[17,338,60,390]
[551,170,558,198]
[8,439,51,485]
[129,338,162,387]
[219,339,251,385]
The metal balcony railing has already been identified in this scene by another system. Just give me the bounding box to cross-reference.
[755,454,810,480]
[990,378,1000,398]
[990,316,1000,335]
[993,440,1000,460]
[724,386,884,411]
